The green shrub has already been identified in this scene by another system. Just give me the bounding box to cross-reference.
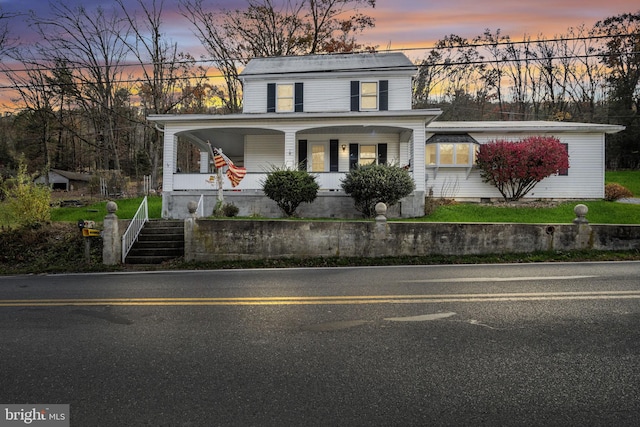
[604,183,633,201]
[3,160,51,226]
[262,167,319,217]
[222,203,239,217]
[341,164,415,218]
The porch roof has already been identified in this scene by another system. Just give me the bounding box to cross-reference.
[148,109,442,125]
[426,121,625,134]
[149,109,441,159]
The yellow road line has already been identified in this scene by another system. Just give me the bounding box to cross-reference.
[1,291,640,307]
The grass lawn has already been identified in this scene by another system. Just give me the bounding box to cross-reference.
[416,200,640,224]
[606,170,640,196]
[50,196,163,223]
[1,171,638,228]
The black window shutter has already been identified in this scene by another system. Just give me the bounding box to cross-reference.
[298,140,307,170]
[349,144,359,170]
[378,143,387,165]
[294,82,304,112]
[350,81,359,111]
[267,83,276,112]
[379,80,388,111]
[330,139,339,172]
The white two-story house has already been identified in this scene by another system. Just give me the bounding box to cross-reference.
[148,52,623,219]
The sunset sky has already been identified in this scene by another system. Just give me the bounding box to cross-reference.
[0,0,638,109]
[1,0,638,57]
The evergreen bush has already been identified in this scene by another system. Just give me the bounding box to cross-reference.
[341,164,415,218]
[262,167,319,217]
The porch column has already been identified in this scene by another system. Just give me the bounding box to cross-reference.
[284,130,296,168]
[162,130,178,192]
[200,150,209,173]
[412,124,426,192]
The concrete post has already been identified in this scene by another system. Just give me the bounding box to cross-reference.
[374,202,389,257]
[573,204,592,250]
[102,201,121,265]
[573,204,589,224]
[184,201,198,261]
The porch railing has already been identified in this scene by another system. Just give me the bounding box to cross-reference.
[172,172,347,191]
[121,196,148,263]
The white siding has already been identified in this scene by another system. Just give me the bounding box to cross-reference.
[242,80,267,113]
[388,77,413,110]
[242,75,414,114]
[425,132,605,200]
[245,134,285,170]
[304,79,351,112]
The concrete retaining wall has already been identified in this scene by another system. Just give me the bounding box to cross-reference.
[162,191,423,219]
[184,219,640,262]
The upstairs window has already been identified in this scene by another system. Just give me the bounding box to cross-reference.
[277,84,294,112]
[351,80,388,111]
[267,83,303,112]
[360,82,378,110]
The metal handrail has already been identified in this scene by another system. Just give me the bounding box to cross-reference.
[196,194,204,218]
[121,196,149,263]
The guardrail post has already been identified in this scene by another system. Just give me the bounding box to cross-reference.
[103,201,121,265]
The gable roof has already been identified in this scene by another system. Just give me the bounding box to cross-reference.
[240,52,417,78]
[50,169,91,182]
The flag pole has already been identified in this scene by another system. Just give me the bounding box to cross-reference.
[207,141,224,205]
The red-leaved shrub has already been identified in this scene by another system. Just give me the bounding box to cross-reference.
[476,136,570,201]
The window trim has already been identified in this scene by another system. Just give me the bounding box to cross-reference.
[360,81,378,111]
[425,142,479,178]
[276,83,294,112]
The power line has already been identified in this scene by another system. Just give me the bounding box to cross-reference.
[0,31,638,75]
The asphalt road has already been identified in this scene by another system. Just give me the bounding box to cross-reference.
[1,261,640,426]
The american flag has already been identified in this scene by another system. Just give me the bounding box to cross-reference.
[209,143,247,188]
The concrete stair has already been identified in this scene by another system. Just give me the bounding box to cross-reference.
[125,220,184,264]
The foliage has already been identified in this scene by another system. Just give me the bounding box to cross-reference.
[0,222,106,274]
[606,170,640,195]
[262,167,319,216]
[2,160,51,226]
[214,201,239,217]
[476,136,569,201]
[604,183,633,201]
[222,203,239,217]
[341,163,415,218]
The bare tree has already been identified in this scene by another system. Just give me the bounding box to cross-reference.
[2,51,55,177]
[413,49,448,108]
[594,11,640,168]
[563,25,608,122]
[30,3,130,170]
[473,29,507,118]
[306,0,376,53]
[116,0,207,185]
[0,6,17,57]
[180,0,377,113]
